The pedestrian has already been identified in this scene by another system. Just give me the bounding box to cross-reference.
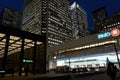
[107,62,118,80]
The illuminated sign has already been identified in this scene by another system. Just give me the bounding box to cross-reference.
[23,59,33,63]
[111,29,120,37]
[98,32,111,39]
[98,29,120,39]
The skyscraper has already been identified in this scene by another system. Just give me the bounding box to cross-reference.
[70,2,89,39]
[93,12,120,33]
[22,0,72,47]
[93,7,120,33]
[92,7,108,33]
[1,7,22,29]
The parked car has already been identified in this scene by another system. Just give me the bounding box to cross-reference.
[72,67,88,73]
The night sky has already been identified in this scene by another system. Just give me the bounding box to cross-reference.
[0,0,120,33]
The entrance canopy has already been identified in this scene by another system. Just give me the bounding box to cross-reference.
[0,24,46,58]
[0,24,47,76]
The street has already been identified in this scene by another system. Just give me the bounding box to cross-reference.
[31,71,120,80]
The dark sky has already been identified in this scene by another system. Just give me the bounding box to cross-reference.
[0,0,120,33]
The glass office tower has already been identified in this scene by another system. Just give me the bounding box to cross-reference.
[70,2,89,39]
[92,7,108,33]
[1,8,22,29]
[22,0,72,47]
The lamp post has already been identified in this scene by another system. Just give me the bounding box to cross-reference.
[111,28,120,68]
[114,41,120,68]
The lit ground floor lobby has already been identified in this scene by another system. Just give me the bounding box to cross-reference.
[0,25,46,77]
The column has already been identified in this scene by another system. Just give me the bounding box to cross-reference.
[2,34,10,76]
[32,41,37,75]
[19,38,24,76]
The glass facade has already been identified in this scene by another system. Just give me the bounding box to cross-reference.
[0,26,46,77]
[22,0,72,47]
[70,2,89,39]
[93,8,120,33]
[56,52,119,68]
[1,8,22,29]
[48,29,120,72]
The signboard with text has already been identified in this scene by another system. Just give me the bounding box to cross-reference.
[98,29,120,39]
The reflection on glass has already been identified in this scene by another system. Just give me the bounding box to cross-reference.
[0,42,5,45]
[11,44,21,47]
[15,41,22,45]
[2,39,6,42]
[9,40,15,43]
[26,44,34,47]
[24,46,31,49]
[10,36,20,40]
[37,42,42,45]
[25,39,32,43]
[0,33,5,38]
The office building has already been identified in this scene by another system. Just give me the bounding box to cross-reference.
[22,0,72,47]
[1,7,22,29]
[92,7,108,33]
[93,11,120,33]
[70,2,89,39]
[98,12,120,32]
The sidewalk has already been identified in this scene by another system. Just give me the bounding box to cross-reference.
[0,71,70,80]
[0,71,120,80]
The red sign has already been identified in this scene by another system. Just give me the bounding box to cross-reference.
[111,29,120,37]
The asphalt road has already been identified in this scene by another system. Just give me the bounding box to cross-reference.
[73,72,120,80]
[32,71,120,80]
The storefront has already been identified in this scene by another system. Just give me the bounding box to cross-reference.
[56,52,119,68]
[48,28,120,71]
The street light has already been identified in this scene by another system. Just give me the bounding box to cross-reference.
[111,28,120,68]
[113,41,120,68]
